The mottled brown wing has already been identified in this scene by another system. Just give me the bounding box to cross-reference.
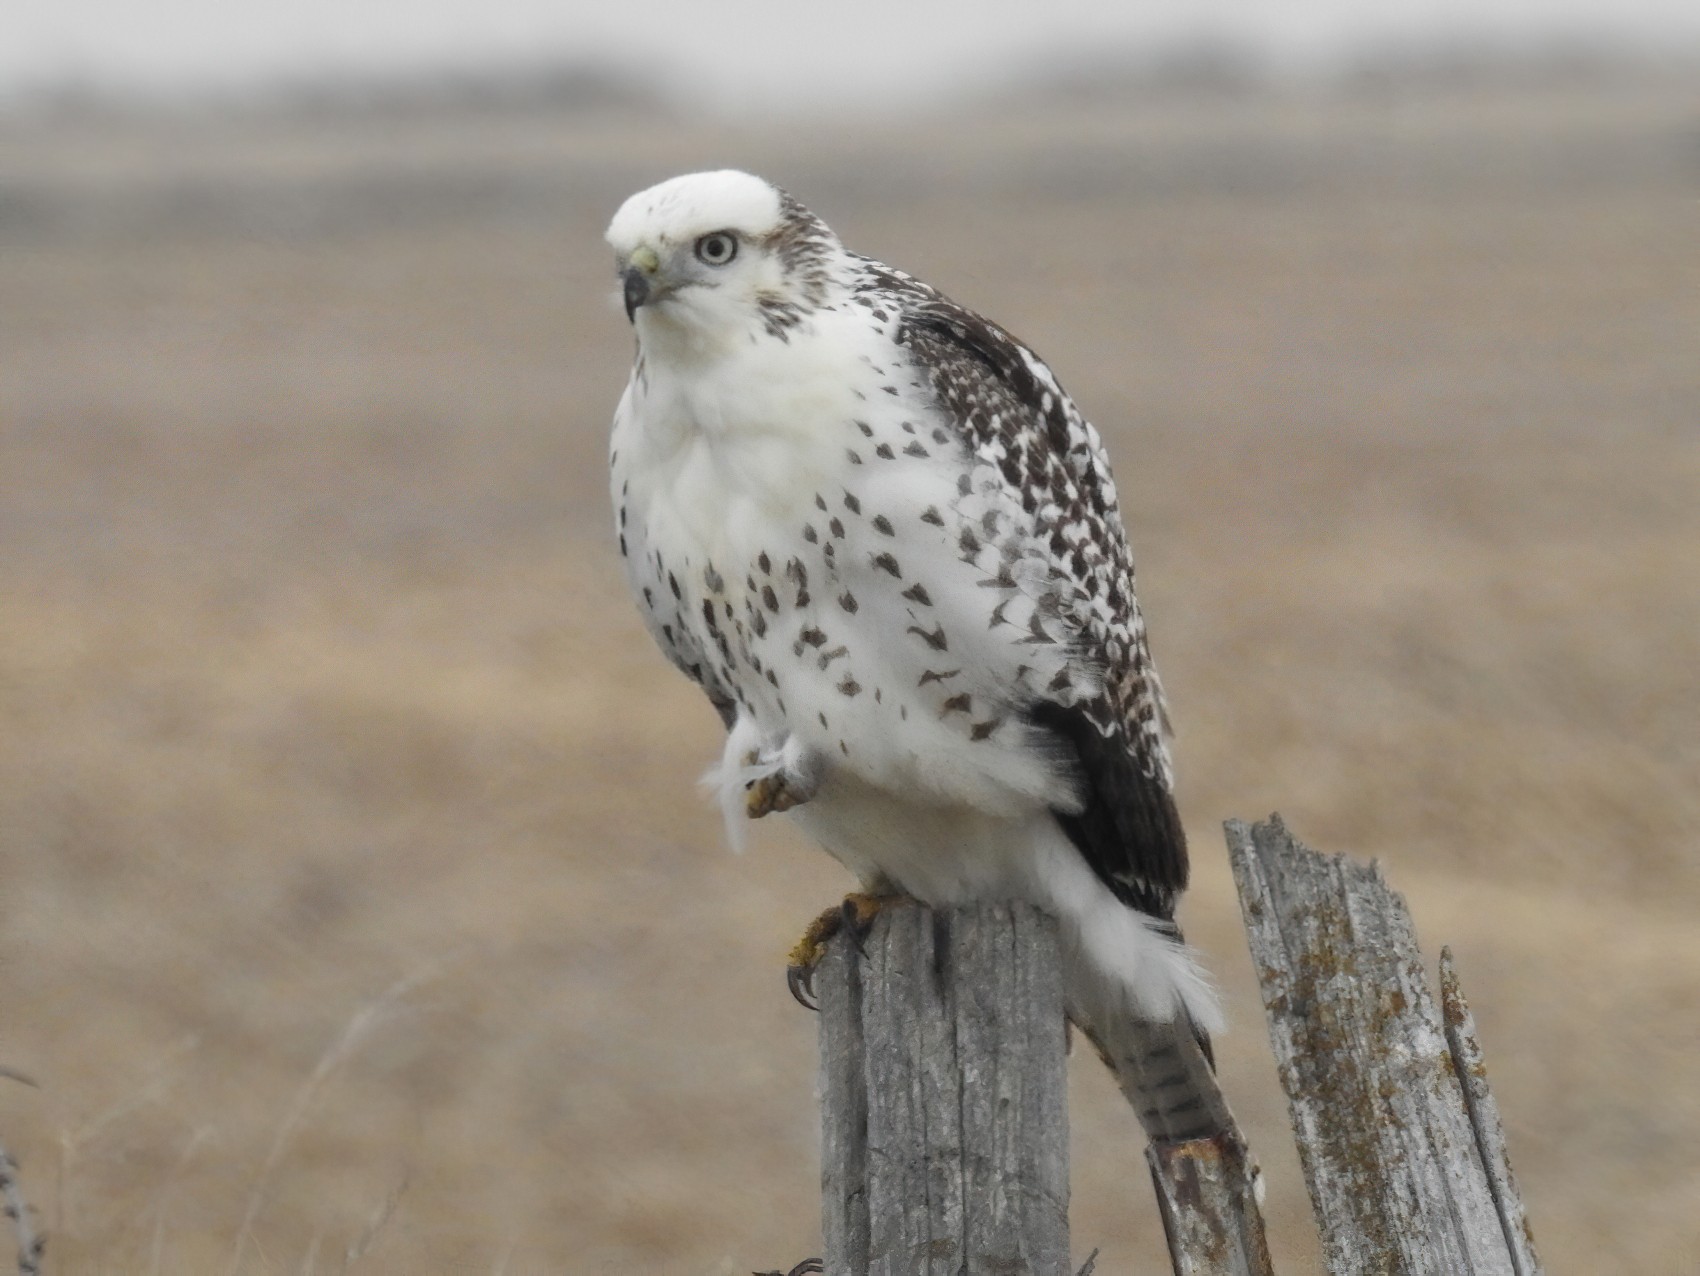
[890,291,1189,920]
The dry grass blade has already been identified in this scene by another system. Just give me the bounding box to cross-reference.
[57,1032,201,1237]
[226,964,441,1276]
[336,1170,409,1273]
[0,1140,45,1276]
[64,1034,200,1152]
[296,1229,324,1276]
[147,1125,213,1276]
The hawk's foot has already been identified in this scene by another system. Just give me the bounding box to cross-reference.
[742,739,821,819]
[786,892,903,1010]
[745,771,807,819]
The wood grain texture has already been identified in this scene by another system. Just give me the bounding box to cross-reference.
[1147,1132,1276,1276]
[1225,815,1542,1276]
[817,901,1070,1276]
[1440,948,1545,1276]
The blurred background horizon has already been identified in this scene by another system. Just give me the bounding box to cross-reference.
[8,0,1700,116]
[3,3,1698,1274]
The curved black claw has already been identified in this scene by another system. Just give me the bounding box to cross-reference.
[754,1261,824,1276]
[786,961,819,1012]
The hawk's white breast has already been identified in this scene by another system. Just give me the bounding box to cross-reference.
[613,300,1080,820]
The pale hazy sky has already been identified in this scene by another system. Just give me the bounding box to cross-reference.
[11,0,1700,109]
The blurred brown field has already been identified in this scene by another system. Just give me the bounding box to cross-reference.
[2,77,1698,1273]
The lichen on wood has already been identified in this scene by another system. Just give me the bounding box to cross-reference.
[1225,815,1544,1276]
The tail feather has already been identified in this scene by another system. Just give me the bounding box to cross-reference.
[1059,911,1236,1141]
[1027,821,1237,1140]
[1077,1010,1235,1143]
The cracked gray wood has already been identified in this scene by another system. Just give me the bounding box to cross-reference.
[1225,815,1544,1276]
[1440,948,1544,1276]
[1147,1131,1276,1276]
[817,901,1070,1276]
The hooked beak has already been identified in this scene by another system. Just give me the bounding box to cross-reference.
[622,245,661,323]
[622,267,648,322]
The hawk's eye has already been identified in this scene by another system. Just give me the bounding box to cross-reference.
[694,232,738,266]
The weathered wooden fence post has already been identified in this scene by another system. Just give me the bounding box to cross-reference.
[1225,815,1544,1276]
[816,899,1275,1276]
[812,819,1542,1274]
[817,901,1071,1276]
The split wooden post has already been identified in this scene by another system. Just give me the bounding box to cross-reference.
[1225,815,1544,1276]
[1146,1132,1276,1276]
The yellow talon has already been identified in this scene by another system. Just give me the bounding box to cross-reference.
[786,907,841,972]
[785,893,904,1008]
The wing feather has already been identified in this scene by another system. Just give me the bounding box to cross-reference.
[876,273,1189,919]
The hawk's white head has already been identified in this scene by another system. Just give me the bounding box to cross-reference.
[606,170,842,354]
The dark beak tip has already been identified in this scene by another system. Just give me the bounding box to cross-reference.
[622,267,649,322]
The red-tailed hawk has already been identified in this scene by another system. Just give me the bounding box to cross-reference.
[606,170,1230,1140]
